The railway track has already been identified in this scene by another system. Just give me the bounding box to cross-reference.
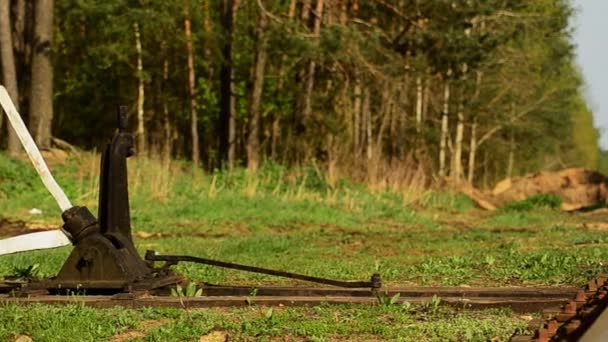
[2,108,608,339]
[511,275,608,341]
[0,281,577,313]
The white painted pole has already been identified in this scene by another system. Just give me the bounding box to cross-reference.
[0,86,71,255]
[0,230,70,255]
[0,86,72,211]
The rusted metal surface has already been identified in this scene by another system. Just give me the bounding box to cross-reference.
[2,278,576,312]
[511,276,608,342]
[1,261,578,310]
[0,280,23,293]
[41,107,181,292]
[0,292,572,312]
[1,281,576,312]
[191,285,578,299]
[145,250,381,289]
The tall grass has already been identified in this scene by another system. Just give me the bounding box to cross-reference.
[0,151,471,227]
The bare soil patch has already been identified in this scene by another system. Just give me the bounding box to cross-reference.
[199,331,229,342]
[0,219,56,237]
[110,319,171,342]
[461,168,608,211]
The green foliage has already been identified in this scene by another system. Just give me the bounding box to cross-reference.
[377,292,401,307]
[600,150,608,174]
[563,95,600,168]
[502,194,563,212]
[422,295,442,314]
[170,282,203,298]
[0,154,38,196]
[8,264,41,280]
[27,0,594,186]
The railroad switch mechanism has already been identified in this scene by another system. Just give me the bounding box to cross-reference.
[35,107,182,292]
[27,106,378,294]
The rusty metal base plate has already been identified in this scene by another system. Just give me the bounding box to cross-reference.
[21,273,185,294]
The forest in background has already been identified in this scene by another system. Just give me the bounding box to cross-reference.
[601,149,608,174]
[0,0,602,189]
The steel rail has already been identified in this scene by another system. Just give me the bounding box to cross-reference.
[1,280,577,312]
[0,293,573,313]
[511,276,608,342]
[195,285,579,299]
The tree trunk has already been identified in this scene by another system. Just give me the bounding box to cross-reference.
[161,55,172,165]
[452,63,468,183]
[201,0,213,76]
[415,76,422,132]
[0,0,21,155]
[184,9,200,166]
[376,83,391,150]
[12,0,26,53]
[397,61,410,158]
[134,23,146,155]
[270,0,296,160]
[467,117,478,183]
[339,0,348,23]
[294,0,323,162]
[301,0,324,126]
[452,100,464,183]
[388,84,396,158]
[422,75,430,123]
[219,0,238,169]
[467,71,483,183]
[246,10,268,172]
[13,0,31,114]
[29,0,54,148]
[353,79,361,153]
[507,134,515,179]
[363,87,372,162]
[301,0,311,21]
[438,81,450,178]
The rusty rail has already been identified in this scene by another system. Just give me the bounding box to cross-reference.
[511,275,608,341]
[1,280,578,313]
[0,293,573,312]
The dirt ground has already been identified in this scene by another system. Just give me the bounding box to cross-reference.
[0,219,57,237]
[462,168,608,211]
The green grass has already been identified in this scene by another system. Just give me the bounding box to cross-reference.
[0,304,530,341]
[0,152,606,340]
[501,194,563,212]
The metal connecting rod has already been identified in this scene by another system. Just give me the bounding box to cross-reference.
[145,250,382,289]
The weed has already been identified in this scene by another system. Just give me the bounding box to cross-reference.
[377,292,401,306]
[9,264,41,280]
[245,288,258,306]
[170,282,203,298]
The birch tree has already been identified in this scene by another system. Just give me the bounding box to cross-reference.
[184,6,200,166]
[134,22,146,154]
[246,7,268,172]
